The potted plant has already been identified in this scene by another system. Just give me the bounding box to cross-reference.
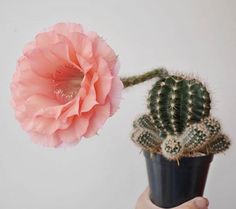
[123,69,231,208]
[11,22,230,208]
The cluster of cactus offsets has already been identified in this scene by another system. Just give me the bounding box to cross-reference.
[131,73,231,160]
[132,114,230,160]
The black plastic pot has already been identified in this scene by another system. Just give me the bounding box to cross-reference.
[144,151,214,208]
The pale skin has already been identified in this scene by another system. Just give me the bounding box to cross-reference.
[136,188,209,209]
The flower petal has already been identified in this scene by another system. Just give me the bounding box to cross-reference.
[94,58,113,104]
[35,31,65,48]
[93,37,117,69]
[49,23,83,37]
[108,77,124,115]
[69,32,93,59]
[30,132,62,147]
[84,102,111,137]
[25,48,65,79]
[80,73,98,113]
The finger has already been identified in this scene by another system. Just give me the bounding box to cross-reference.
[135,187,162,209]
[174,197,209,209]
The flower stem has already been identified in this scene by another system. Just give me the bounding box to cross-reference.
[121,68,169,88]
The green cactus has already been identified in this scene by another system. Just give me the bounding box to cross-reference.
[202,117,221,138]
[133,114,158,132]
[131,114,162,152]
[182,123,209,152]
[131,112,230,160]
[203,134,231,154]
[124,69,230,160]
[148,75,211,138]
[131,128,162,153]
[161,117,224,160]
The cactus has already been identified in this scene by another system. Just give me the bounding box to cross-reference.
[202,117,221,138]
[161,135,184,160]
[160,117,220,160]
[131,128,162,152]
[133,114,158,132]
[131,114,230,160]
[182,123,210,152]
[161,117,225,160]
[131,114,162,152]
[202,134,231,154]
[148,75,211,138]
[125,69,230,161]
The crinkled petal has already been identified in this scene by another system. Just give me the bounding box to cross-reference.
[31,132,62,147]
[25,48,66,79]
[93,37,117,69]
[94,58,113,104]
[34,31,66,49]
[109,77,124,115]
[69,32,93,59]
[49,23,83,37]
[22,115,71,135]
[84,102,111,137]
[57,115,90,144]
[76,54,93,73]
[80,73,98,113]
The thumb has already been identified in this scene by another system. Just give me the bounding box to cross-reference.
[174,197,209,209]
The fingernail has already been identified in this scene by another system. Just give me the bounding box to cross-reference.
[194,197,209,209]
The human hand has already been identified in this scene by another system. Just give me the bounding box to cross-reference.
[135,188,209,209]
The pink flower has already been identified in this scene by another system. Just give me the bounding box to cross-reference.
[11,23,123,147]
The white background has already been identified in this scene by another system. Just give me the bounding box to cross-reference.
[1,0,236,209]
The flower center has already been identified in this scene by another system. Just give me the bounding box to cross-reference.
[53,64,84,104]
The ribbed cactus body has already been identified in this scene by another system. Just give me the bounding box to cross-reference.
[148,75,211,137]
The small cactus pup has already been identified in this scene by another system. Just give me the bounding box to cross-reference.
[161,135,184,160]
[131,114,162,153]
[201,133,231,154]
